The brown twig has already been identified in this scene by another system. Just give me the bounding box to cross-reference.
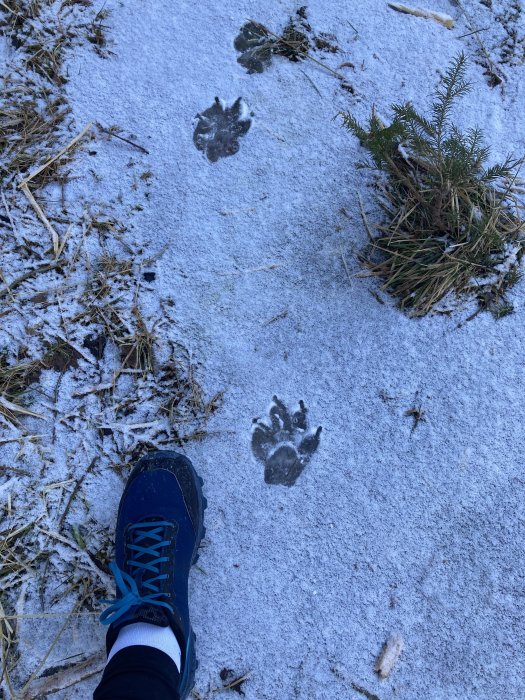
[264,309,288,325]
[21,652,105,700]
[0,262,61,300]
[1,188,18,236]
[351,683,380,700]
[58,457,98,531]
[96,123,150,154]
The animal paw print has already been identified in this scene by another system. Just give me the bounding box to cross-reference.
[193,97,252,162]
[234,21,274,74]
[252,396,322,486]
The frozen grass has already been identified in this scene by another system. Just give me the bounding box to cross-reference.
[342,54,525,317]
[0,0,114,190]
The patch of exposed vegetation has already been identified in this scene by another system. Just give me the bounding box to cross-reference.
[0,2,219,697]
[234,19,306,74]
[234,7,340,74]
[341,54,525,317]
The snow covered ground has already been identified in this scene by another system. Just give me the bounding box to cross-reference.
[2,0,525,698]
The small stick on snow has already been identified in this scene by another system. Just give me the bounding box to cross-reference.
[37,527,113,587]
[375,634,404,679]
[346,20,360,37]
[72,382,115,397]
[388,3,455,29]
[0,465,31,476]
[0,434,42,445]
[369,289,385,305]
[96,123,150,154]
[0,261,60,299]
[218,262,284,276]
[0,266,16,305]
[457,26,490,39]
[264,309,288,325]
[214,671,252,693]
[98,421,161,432]
[19,600,92,698]
[351,683,380,700]
[0,396,46,420]
[453,0,505,85]
[0,611,100,621]
[20,652,105,699]
[55,223,74,260]
[0,0,18,15]
[0,598,14,636]
[58,457,97,531]
[341,250,352,283]
[299,69,323,97]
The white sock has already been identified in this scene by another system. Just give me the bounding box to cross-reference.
[107,622,181,671]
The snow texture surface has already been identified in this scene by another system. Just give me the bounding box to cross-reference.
[3,0,525,698]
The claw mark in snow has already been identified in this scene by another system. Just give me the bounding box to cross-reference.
[252,395,322,486]
[193,97,252,162]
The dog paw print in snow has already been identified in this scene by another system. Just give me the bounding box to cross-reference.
[193,97,252,162]
[252,395,322,486]
[234,21,274,73]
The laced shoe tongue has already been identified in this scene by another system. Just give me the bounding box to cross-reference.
[100,519,176,627]
[132,603,171,627]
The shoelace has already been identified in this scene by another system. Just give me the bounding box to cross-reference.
[100,520,175,625]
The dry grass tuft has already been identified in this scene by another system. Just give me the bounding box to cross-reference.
[0,80,72,184]
[118,307,155,373]
[0,354,41,423]
[0,0,108,188]
[0,338,83,424]
[0,353,41,398]
[274,17,310,60]
[341,54,525,317]
[86,6,111,56]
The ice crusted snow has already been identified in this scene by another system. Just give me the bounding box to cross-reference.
[3,0,525,698]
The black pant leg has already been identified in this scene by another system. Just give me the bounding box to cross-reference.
[93,645,181,700]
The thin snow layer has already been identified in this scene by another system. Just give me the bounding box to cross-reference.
[20,0,525,697]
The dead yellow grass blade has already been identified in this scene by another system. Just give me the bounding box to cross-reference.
[388,3,455,29]
[18,122,93,257]
[20,651,105,700]
[0,395,45,420]
[20,121,93,186]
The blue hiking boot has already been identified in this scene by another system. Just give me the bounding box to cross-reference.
[100,451,206,699]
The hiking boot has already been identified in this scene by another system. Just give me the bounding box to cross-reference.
[100,450,206,699]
